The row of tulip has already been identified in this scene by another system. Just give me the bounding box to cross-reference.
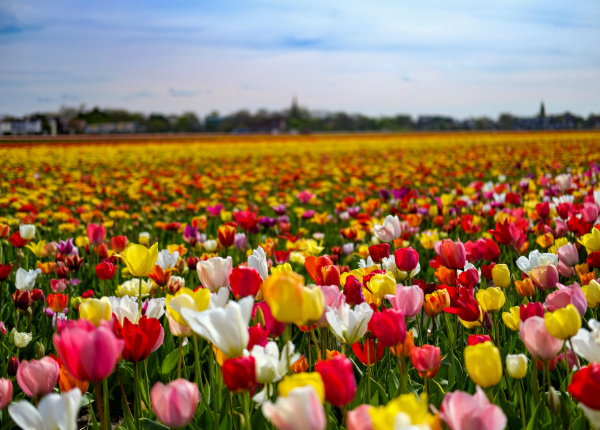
[0,133,599,430]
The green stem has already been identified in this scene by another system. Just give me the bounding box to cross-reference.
[94,382,108,430]
[138,278,142,314]
[103,378,110,428]
[533,359,539,406]
[517,380,526,430]
[177,337,184,379]
[134,362,141,428]
[443,312,455,387]
[241,391,252,430]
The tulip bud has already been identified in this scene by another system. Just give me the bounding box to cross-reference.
[7,357,19,377]
[506,354,528,379]
[548,386,561,414]
[34,341,45,359]
[291,356,308,373]
[7,329,15,345]
[491,264,511,288]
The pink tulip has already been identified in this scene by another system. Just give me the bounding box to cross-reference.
[347,404,374,430]
[0,379,12,410]
[437,239,466,270]
[262,385,326,430]
[86,223,106,246]
[385,285,423,318]
[151,379,199,428]
[581,203,599,224]
[558,243,579,267]
[317,285,344,327]
[554,219,568,238]
[557,261,577,278]
[53,318,124,382]
[529,264,559,291]
[440,386,507,430]
[16,357,59,398]
[252,301,285,338]
[519,316,563,362]
[545,283,587,316]
[464,239,487,263]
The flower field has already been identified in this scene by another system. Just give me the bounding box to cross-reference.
[0,131,600,429]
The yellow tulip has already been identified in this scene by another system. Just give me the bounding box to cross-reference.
[270,263,293,275]
[491,264,511,289]
[535,233,554,249]
[278,373,325,403]
[368,273,396,300]
[544,304,581,340]
[79,298,112,326]
[464,341,502,388]
[166,287,211,326]
[582,280,600,308]
[25,240,46,258]
[119,243,159,277]
[368,393,440,430]
[476,287,505,313]
[459,306,483,329]
[578,228,600,253]
[75,236,90,248]
[116,279,152,298]
[502,306,521,331]
[262,272,306,324]
[300,287,325,325]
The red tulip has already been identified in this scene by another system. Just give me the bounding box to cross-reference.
[568,363,600,410]
[218,225,236,248]
[115,316,162,363]
[467,334,491,346]
[247,324,269,351]
[437,239,466,270]
[587,251,600,269]
[304,255,334,283]
[484,238,500,262]
[464,239,486,263]
[368,308,406,347]
[222,356,256,393]
[448,288,481,322]
[481,263,496,281]
[315,355,356,407]
[352,339,384,366]
[56,262,69,279]
[54,319,124,382]
[229,266,262,299]
[457,268,479,288]
[13,290,33,311]
[536,202,550,218]
[410,345,442,378]
[520,302,545,321]
[187,256,200,271]
[65,254,84,272]
[321,265,340,287]
[488,219,526,250]
[7,357,19,377]
[110,235,128,253]
[233,210,258,232]
[368,243,390,264]
[343,275,366,306]
[394,247,419,272]
[47,293,68,313]
[0,263,13,282]
[87,223,106,246]
[273,250,291,264]
[7,232,27,248]
[96,261,117,281]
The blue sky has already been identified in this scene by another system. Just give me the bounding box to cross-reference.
[1,0,599,118]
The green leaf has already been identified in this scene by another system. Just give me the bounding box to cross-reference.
[498,387,522,430]
[370,378,388,405]
[140,418,170,429]
[427,379,446,408]
[526,401,543,430]
[161,343,189,376]
[349,373,367,409]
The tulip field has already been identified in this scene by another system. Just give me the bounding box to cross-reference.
[1,131,600,430]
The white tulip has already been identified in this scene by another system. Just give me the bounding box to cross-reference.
[108,296,139,324]
[156,249,180,270]
[516,250,558,274]
[248,246,269,280]
[373,215,402,242]
[571,319,600,364]
[145,297,166,320]
[9,388,82,430]
[180,296,253,358]
[358,256,379,270]
[203,240,218,252]
[19,224,36,240]
[209,287,230,309]
[12,328,33,348]
[196,256,232,292]
[15,268,41,291]
[555,174,572,192]
[326,300,373,345]
[250,341,299,385]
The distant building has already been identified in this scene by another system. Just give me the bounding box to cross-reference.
[0,119,42,135]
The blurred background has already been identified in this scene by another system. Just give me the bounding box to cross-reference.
[1,0,599,134]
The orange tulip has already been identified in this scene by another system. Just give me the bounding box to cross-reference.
[147,265,174,288]
[47,294,69,313]
[435,267,455,286]
[515,277,535,297]
[390,331,415,358]
[424,290,450,317]
[292,355,308,373]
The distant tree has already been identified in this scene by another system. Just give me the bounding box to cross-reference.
[498,113,514,130]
